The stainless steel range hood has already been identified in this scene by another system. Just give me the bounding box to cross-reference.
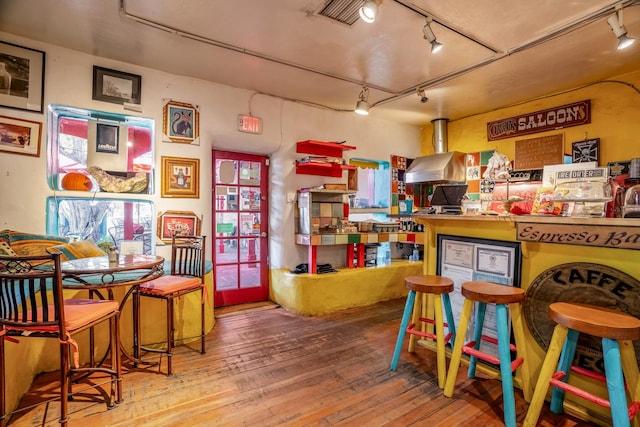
[405,118,466,183]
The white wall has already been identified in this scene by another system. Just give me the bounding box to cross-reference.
[0,32,422,269]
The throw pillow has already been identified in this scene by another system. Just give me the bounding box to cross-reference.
[8,232,69,256]
[49,239,107,261]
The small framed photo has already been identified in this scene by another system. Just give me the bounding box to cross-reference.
[0,41,45,112]
[161,155,200,198]
[92,65,141,105]
[96,122,119,154]
[0,115,42,157]
[157,210,201,242]
[162,100,200,144]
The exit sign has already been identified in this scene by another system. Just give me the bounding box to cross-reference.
[238,114,263,134]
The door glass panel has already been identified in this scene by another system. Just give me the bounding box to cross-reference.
[239,161,260,185]
[217,160,237,184]
[240,187,261,211]
[240,237,259,263]
[240,264,261,289]
[215,264,238,291]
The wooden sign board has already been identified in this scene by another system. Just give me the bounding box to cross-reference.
[513,134,564,171]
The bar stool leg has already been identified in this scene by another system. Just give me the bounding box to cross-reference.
[620,340,640,427]
[390,290,416,371]
[550,328,579,413]
[523,324,569,427]
[444,298,474,397]
[407,292,424,353]
[467,301,487,379]
[496,304,517,427]
[442,293,456,345]
[510,302,532,401]
[434,293,447,388]
[602,338,631,427]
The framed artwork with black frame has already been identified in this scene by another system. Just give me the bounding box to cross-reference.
[92,65,141,105]
[0,40,45,113]
[436,234,522,362]
[95,122,119,154]
[572,138,600,164]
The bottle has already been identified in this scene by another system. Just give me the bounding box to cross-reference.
[0,63,11,95]
[108,246,119,263]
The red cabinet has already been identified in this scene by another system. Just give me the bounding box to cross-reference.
[295,140,356,177]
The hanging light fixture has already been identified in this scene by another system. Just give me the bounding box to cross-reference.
[354,86,370,115]
[359,0,378,24]
[416,88,428,104]
[423,19,443,53]
[608,6,636,50]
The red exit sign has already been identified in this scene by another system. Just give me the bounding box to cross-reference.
[238,114,263,134]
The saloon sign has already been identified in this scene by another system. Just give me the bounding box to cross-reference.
[487,100,591,141]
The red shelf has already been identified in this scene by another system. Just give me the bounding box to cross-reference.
[296,162,356,177]
[296,140,356,158]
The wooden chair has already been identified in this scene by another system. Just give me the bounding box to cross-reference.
[135,235,206,376]
[0,253,122,426]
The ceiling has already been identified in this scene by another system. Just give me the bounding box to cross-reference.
[0,0,639,126]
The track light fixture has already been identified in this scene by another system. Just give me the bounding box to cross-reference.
[354,86,370,115]
[422,18,443,53]
[417,88,428,104]
[608,6,636,50]
[359,0,378,24]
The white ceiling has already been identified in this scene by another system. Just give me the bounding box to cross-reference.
[0,0,639,125]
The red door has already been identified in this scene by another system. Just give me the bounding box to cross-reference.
[212,150,269,307]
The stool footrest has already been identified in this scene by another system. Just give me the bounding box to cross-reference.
[406,318,453,344]
[463,339,523,371]
[550,371,613,409]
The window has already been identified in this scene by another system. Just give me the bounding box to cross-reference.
[349,158,390,209]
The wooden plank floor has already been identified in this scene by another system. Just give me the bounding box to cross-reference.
[6,298,599,426]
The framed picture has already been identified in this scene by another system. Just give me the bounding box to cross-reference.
[572,138,600,164]
[0,115,42,157]
[161,155,200,198]
[92,65,141,105]
[96,122,119,154]
[0,41,45,112]
[162,100,200,144]
[157,210,201,242]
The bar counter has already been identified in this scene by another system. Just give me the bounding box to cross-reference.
[412,213,640,424]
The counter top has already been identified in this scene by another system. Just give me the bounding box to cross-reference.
[410,213,640,226]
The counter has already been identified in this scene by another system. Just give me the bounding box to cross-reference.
[413,213,640,424]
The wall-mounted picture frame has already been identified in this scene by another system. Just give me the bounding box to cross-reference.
[572,138,600,164]
[95,122,119,154]
[0,115,42,157]
[162,99,200,144]
[92,65,141,105]
[157,210,201,242]
[0,41,45,113]
[161,155,200,198]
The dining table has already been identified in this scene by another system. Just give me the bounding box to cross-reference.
[60,254,165,366]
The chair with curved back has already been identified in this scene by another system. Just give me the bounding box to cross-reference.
[135,235,206,376]
[0,252,122,426]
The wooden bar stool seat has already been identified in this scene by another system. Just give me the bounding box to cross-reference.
[390,275,456,389]
[444,281,532,427]
[524,302,640,427]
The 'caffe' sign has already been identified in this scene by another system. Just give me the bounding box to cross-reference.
[487,100,591,141]
[525,263,640,372]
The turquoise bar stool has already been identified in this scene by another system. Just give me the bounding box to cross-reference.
[443,281,532,427]
[390,275,456,389]
[524,302,640,427]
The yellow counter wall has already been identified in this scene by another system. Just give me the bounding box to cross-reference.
[417,215,640,423]
[4,271,215,417]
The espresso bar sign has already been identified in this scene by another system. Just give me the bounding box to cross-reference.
[516,222,640,250]
[487,100,591,141]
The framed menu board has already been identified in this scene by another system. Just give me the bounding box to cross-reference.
[436,234,522,359]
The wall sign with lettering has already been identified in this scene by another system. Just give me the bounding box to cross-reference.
[524,263,640,372]
[513,134,564,171]
[487,100,591,141]
[572,138,600,163]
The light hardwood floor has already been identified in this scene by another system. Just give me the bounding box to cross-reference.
[6,299,597,426]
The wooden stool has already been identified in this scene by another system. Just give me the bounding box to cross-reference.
[390,275,456,389]
[443,281,532,427]
[524,303,640,427]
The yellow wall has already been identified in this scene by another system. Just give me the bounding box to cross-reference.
[421,70,640,163]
